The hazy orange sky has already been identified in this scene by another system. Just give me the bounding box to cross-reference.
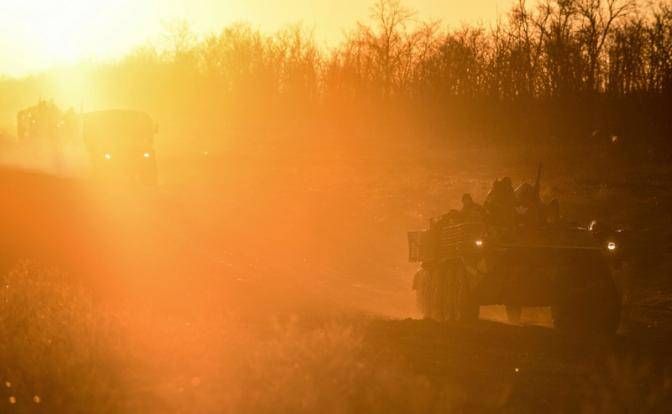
[0,0,514,77]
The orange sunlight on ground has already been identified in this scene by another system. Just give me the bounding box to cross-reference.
[2,0,671,411]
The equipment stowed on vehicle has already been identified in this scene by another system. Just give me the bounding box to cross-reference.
[408,169,624,334]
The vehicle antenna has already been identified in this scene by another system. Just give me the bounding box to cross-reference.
[534,163,543,199]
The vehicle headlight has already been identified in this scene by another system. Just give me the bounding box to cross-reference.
[143,152,151,158]
[104,153,112,160]
[474,239,484,248]
[607,241,617,251]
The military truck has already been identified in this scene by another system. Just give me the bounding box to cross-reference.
[409,180,623,334]
[82,110,158,185]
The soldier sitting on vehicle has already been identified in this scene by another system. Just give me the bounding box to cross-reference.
[460,193,484,222]
[484,177,516,227]
[515,182,543,226]
[514,182,561,226]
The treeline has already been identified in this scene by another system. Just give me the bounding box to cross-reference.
[2,0,672,153]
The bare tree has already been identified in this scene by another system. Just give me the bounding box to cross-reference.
[576,0,637,91]
[647,2,672,93]
[507,0,553,96]
[161,19,197,63]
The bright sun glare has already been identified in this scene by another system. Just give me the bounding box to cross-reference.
[1,0,147,74]
[1,0,513,77]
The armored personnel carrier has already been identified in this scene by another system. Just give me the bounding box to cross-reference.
[408,174,623,334]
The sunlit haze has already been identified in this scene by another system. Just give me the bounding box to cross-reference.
[0,0,670,411]
[1,0,512,76]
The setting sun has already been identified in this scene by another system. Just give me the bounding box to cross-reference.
[1,0,512,76]
[1,0,145,73]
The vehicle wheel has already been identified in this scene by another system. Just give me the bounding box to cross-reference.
[414,266,448,321]
[456,263,479,322]
[552,255,621,335]
[505,306,522,324]
[429,264,455,322]
[413,268,430,318]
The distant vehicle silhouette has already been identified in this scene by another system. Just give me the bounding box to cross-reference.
[82,110,158,186]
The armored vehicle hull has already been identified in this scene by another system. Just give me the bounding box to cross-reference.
[410,222,622,334]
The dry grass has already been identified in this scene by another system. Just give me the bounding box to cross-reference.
[0,262,438,414]
[1,262,670,413]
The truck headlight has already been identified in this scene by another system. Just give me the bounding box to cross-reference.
[143,152,151,158]
[474,239,484,248]
[607,241,617,251]
[104,153,112,160]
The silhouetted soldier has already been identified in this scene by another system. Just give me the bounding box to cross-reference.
[485,177,516,227]
[514,164,560,225]
[460,193,484,222]
[515,182,542,226]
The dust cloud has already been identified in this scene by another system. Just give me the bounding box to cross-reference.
[0,0,671,412]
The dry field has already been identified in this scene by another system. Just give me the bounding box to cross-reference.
[0,144,671,413]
